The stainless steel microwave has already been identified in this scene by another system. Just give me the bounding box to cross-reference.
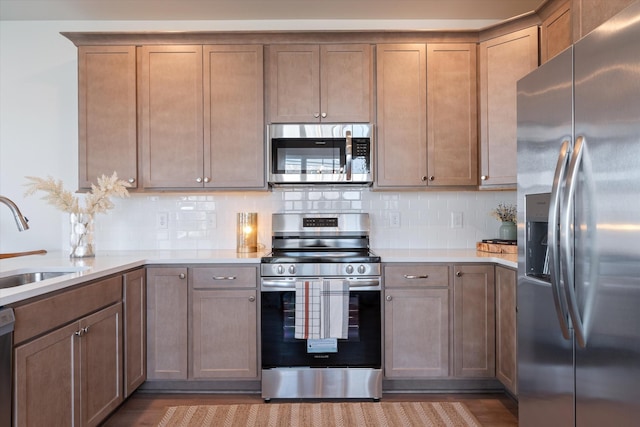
[268,123,373,185]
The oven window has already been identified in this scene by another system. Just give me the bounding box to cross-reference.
[282,293,360,342]
[261,290,381,368]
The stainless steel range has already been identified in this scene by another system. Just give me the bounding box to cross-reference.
[260,212,382,401]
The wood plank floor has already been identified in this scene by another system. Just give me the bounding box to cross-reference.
[103,392,518,426]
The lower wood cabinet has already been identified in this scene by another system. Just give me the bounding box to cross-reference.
[146,267,188,380]
[383,264,450,378]
[495,266,517,394]
[14,302,123,427]
[146,265,259,383]
[453,264,496,378]
[191,266,258,379]
[123,268,147,396]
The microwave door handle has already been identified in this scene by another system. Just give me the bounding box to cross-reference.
[345,130,352,181]
[548,139,572,340]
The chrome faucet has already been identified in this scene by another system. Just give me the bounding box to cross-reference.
[0,196,29,231]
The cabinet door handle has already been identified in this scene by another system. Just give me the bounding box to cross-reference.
[403,274,428,279]
[249,295,256,302]
[196,177,203,183]
[386,295,392,301]
[314,112,320,118]
[321,112,327,118]
[179,273,186,279]
[455,271,462,277]
[213,276,236,280]
[421,176,428,182]
[203,177,210,183]
[127,178,136,184]
[429,176,435,181]
[481,175,488,181]
[75,329,83,337]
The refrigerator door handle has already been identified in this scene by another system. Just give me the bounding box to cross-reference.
[561,135,587,348]
[548,139,572,340]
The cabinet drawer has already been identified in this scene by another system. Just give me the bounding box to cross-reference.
[384,264,449,287]
[191,266,258,289]
[13,275,122,345]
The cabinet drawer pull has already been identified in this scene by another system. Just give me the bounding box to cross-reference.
[179,273,186,280]
[213,276,236,280]
[456,271,462,277]
[403,274,428,279]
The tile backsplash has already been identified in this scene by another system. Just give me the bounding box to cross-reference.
[92,189,516,251]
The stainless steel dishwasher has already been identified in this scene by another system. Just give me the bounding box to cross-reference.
[0,307,15,427]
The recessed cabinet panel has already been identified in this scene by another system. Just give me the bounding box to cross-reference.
[139,45,204,189]
[427,43,478,186]
[376,44,427,188]
[78,46,137,189]
[204,45,265,188]
[479,27,538,187]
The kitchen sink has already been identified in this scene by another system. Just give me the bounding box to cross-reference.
[0,268,87,290]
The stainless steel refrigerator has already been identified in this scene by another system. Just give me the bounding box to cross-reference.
[517,2,640,426]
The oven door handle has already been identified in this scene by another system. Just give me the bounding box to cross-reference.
[261,278,381,291]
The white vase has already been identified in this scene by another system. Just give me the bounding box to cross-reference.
[70,213,95,258]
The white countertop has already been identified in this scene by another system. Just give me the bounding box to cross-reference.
[0,248,516,306]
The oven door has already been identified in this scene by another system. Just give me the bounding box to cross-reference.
[261,278,381,368]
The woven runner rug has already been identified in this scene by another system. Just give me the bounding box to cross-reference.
[157,401,482,427]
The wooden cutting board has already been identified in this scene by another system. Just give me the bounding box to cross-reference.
[476,241,517,254]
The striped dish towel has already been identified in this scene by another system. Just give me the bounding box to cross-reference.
[294,279,349,340]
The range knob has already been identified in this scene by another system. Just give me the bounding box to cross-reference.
[276,265,285,275]
[288,265,297,275]
[357,265,366,274]
[345,265,354,275]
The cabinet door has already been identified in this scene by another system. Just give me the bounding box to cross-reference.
[204,45,265,189]
[78,46,137,190]
[479,27,538,187]
[191,289,258,378]
[426,43,478,186]
[376,44,427,188]
[146,267,188,379]
[139,45,204,188]
[540,1,572,63]
[14,322,81,427]
[268,45,320,123]
[384,288,449,378]
[320,44,372,123]
[123,268,146,397]
[495,266,517,394]
[80,303,124,427]
[453,264,495,378]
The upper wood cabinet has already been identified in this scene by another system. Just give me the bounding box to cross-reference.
[139,45,265,190]
[203,45,265,189]
[479,26,539,188]
[78,46,137,189]
[268,44,372,123]
[572,0,636,41]
[376,43,477,188]
[540,1,572,63]
[426,43,478,187]
[376,44,427,188]
[139,45,204,189]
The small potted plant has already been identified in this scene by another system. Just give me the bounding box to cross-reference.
[491,203,517,241]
